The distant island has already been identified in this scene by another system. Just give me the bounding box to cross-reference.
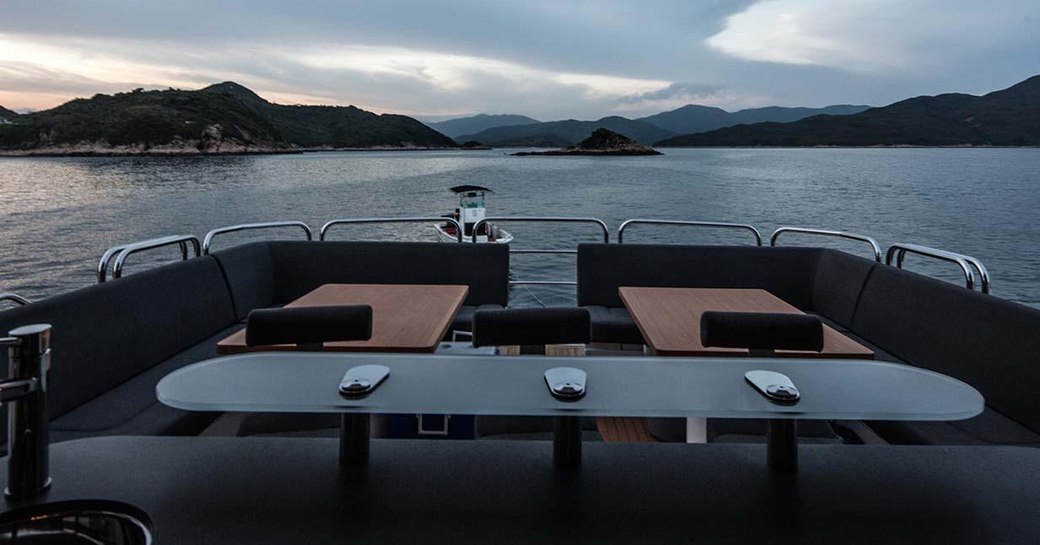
[0,82,457,156]
[513,128,662,156]
[656,75,1040,147]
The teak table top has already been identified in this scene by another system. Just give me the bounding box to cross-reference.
[217,283,468,354]
[619,287,874,359]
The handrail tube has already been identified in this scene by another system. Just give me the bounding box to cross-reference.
[770,227,882,262]
[885,243,985,292]
[98,238,193,283]
[618,219,762,246]
[962,256,991,294]
[509,250,577,255]
[0,293,32,306]
[471,217,608,290]
[111,235,201,281]
[509,280,578,286]
[203,221,313,254]
[320,217,463,242]
[471,217,610,244]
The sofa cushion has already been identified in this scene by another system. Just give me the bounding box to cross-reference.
[811,250,878,329]
[853,265,1040,436]
[577,244,821,310]
[50,324,239,434]
[210,241,275,320]
[0,257,237,420]
[582,305,645,345]
[267,241,509,306]
[870,408,1040,446]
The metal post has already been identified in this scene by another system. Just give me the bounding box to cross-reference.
[1,324,52,498]
[767,419,797,472]
[553,416,582,468]
[340,414,370,466]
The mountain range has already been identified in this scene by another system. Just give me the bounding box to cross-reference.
[657,76,1040,147]
[2,75,1037,154]
[452,104,870,146]
[425,114,540,138]
[0,82,455,155]
[0,106,19,124]
[639,104,869,135]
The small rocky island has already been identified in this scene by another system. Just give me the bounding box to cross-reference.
[512,128,662,156]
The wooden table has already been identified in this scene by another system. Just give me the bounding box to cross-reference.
[217,283,468,354]
[619,287,874,359]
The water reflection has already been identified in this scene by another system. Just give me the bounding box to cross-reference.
[1,148,1039,307]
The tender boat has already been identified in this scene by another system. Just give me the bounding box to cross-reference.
[434,185,513,243]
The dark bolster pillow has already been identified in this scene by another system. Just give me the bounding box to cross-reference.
[700,312,823,352]
[246,306,373,346]
[472,307,591,347]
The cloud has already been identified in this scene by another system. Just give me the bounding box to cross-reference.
[706,0,1040,74]
[1,2,1038,117]
[0,32,680,118]
[619,83,724,104]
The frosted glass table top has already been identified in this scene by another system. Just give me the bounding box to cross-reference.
[157,353,984,422]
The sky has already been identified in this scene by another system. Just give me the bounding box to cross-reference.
[1,1,1038,121]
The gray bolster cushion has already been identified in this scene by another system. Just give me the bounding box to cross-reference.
[246,305,373,346]
[472,307,591,347]
[700,311,823,351]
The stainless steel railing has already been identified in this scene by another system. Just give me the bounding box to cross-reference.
[99,235,201,282]
[203,221,313,254]
[770,227,882,262]
[886,243,990,294]
[617,219,763,246]
[472,217,610,287]
[0,293,32,306]
[320,217,463,242]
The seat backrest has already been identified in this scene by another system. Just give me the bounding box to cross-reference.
[852,265,1040,434]
[0,257,237,419]
[811,249,878,329]
[210,241,276,321]
[472,307,591,348]
[267,241,509,307]
[577,244,821,310]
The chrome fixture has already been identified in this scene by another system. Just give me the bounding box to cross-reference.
[472,217,609,244]
[98,235,201,283]
[886,243,990,294]
[0,324,52,499]
[320,217,463,242]
[203,221,313,254]
[770,227,882,262]
[617,219,763,246]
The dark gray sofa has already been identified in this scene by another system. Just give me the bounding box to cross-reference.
[0,257,236,447]
[576,243,1040,446]
[0,240,510,448]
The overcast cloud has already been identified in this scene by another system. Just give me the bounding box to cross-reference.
[1,1,1037,119]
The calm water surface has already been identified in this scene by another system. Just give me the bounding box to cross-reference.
[1,148,1039,307]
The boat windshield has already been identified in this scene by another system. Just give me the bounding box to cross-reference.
[460,192,485,208]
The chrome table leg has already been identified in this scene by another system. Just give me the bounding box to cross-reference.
[553,416,582,468]
[767,419,797,472]
[340,414,370,466]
